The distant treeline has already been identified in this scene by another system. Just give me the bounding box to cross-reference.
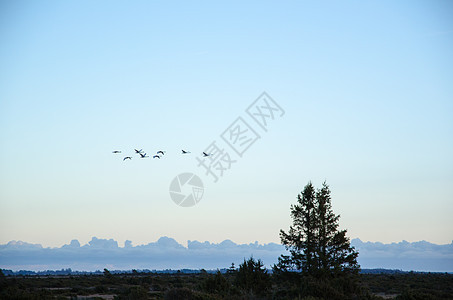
[0,268,224,276]
[1,268,449,277]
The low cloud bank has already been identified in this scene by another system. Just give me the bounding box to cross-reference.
[0,237,284,271]
[1,237,452,272]
[351,239,453,272]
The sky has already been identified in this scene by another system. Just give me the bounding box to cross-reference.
[0,0,452,248]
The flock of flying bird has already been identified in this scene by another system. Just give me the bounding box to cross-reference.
[112,149,211,161]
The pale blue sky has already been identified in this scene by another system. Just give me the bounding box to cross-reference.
[1,1,452,247]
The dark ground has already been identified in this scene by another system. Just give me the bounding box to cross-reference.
[1,271,452,299]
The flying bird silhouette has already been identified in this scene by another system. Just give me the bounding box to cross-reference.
[153,155,161,159]
[134,149,143,154]
[112,150,121,153]
[139,153,149,158]
[182,150,190,154]
[157,151,165,155]
[203,152,211,157]
[123,156,132,161]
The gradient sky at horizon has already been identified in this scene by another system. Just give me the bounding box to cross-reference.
[1,0,452,248]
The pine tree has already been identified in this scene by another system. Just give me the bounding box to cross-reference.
[275,182,359,278]
[227,262,236,274]
[278,182,317,273]
[315,182,359,276]
[235,257,270,296]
